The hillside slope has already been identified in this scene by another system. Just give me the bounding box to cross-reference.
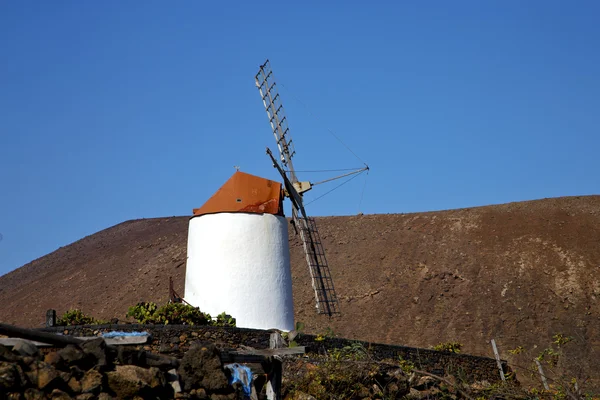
[1,196,599,387]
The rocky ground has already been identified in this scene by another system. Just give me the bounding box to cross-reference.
[0,337,537,400]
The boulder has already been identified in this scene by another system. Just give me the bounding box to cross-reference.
[57,345,86,368]
[23,388,45,400]
[106,365,170,399]
[81,338,113,370]
[50,389,72,400]
[80,368,104,394]
[12,340,40,358]
[0,361,23,391]
[27,361,69,392]
[0,344,19,362]
[177,343,228,392]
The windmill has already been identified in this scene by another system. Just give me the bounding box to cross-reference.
[255,60,368,316]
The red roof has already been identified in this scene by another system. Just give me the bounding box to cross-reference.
[193,171,284,216]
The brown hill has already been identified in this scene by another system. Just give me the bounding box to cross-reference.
[1,195,599,389]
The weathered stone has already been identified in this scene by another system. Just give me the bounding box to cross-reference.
[44,351,62,366]
[7,392,23,400]
[50,389,72,400]
[177,343,228,392]
[30,362,63,390]
[159,344,171,353]
[106,365,170,399]
[414,375,437,390]
[191,388,208,399]
[12,340,40,358]
[0,361,22,390]
[0,344,19,362]
[97,393,113,400]
[286,391,317,400]
[179,334,188,342]
[405,388,424,399]
[81,368,103,394]
[209,394,236,400]
[75,394,94,400]
[23,388,45,400]
[167,368,181,393]
[57,345,86,368]
[68,376,82,394]
[117,347,146,367]
[81,338,112,370]
[170,337,180,344]
[191,332,199,337]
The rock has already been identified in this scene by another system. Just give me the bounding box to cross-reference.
[57,345,86,368]
[7,392,22,400]
[117,347,147,367]
[44,352,62,366]
[50,389,72,400]
[179,334,188,343]
[81,338,112,370]
[209,394,236,400]
[167,368,182,393]
[170,337,180,344]
[23,388,45,400]
[106,365,170,399]
[81,368,104,394]
[68,376,82,394]
[12,340,40,358]
[0,345,19,362]
[0,361,23,391]
[177,343,228,392]
[29,361,67,391]
[286,391,317,400]
[97,393,113,400]
[159,344,171,353]
[191,388,208,399]
[405,388,423,399]
[414,375,437,390]
[75,394,94,400]
[191,332,199,337]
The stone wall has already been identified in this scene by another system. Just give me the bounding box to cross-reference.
[39,324,510,384]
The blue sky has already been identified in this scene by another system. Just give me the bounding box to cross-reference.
[1,1,598,275]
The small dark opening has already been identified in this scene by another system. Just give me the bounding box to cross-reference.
[236,198,242,203]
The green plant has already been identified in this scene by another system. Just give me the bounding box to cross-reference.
[126,302,158,324]
[508,346,525,355]
[213,312,236,327]
[315,326,335,342]
[126,302,215,326]
[398,357,415,374]
[57,309,105,326]
[329,342,369,361]
[552,333,574,348]
[432,341,463,353]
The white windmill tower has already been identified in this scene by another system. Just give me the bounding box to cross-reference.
[184,60,366,330]
[255,60,368,316]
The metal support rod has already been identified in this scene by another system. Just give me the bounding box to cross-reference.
[311,166,369,186]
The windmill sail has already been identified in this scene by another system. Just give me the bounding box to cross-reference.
[258,61,340,316]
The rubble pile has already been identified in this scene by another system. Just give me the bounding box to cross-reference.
[0,340,245,399]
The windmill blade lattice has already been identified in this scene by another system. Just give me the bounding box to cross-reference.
[258,61,340,316]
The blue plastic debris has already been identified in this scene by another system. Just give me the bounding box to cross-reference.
[101,331,149,338]
[225,363,253,396]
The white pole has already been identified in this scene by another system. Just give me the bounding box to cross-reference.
[490,339,506,381]
[534,359,550,390]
